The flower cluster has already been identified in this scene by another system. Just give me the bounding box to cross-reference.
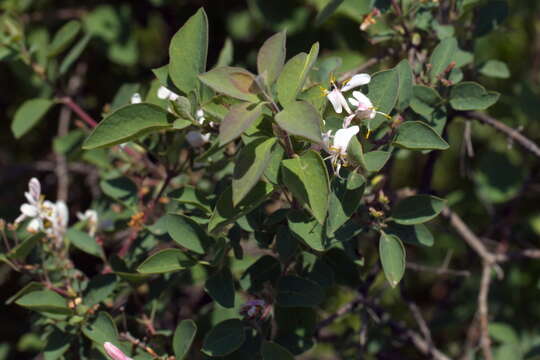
[15,178,69,239]
[239,299,270,320]
[322,73,386,175]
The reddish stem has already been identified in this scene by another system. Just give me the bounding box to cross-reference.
[58,96,98,128]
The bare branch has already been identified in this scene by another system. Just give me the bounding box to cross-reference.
[464,111,540,158]
[478,263,494,360]
[407,261,471,277]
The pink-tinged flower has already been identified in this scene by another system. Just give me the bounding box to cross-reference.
[323,126,360,176]
[325,74,371,115]
[346,90,391,128]
[240,299,270,319]
[104,342,132,360]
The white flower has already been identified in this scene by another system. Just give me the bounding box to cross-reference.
[130,93,142,104]
[323,126,360,176]
[157,86,179,101]
[14,178,69,239]
[326,73,371,114]
[186,131,210,147]
[104,342,132,360]
[196,109,206,125]
[345,90,391,128]
[77,209,99,236]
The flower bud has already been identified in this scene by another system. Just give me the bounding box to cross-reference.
[104,342,132,360]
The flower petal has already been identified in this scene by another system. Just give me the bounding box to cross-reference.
[27,218,42,233]
[333,126,360,153]
[104,342,132,360]
[352,91,373,111]
[130,93,142,104]
[157,86,171,100]
[326,89,343,113]
[21,204,38,217]
[341,73,371,92]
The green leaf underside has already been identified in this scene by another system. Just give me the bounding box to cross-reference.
[379,233,406,287]
[202,319,246,356]
[276,43,319,106]
[199,66,260,102]
[219,102,265,145]
[83,104,175,149]
[257,31,286,86]
[393,121,449,150]
[169,8,208,95]
[391,194,445,225]
[173,319,198,360]
[137,248,195,274]
[233,137,277,205]
[275,101,323,144]
[282,150,330,224]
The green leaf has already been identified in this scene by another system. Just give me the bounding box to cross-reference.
[59,33,91,75]
[7,233,44,260]
[315,0,345,25]
[277,275,325,307]
[386,223,434,247]
[169,8,208,95]
[216,38,234,67]
[288,210,326,252]
[67,228,102,257]
[429,37,458,81]
[276,226,298,263]
[379,233,406,287]
[364,151,391,172]
[16,290,70,314]
[199,66,260,102]
[48,20,81,57]
[449,81,500,110]
[173,319,198,360]
[326,173,365,236]
[410,85,442,118]
[391,194,445,225]
[240,255,281,292]
[257,31,286,86]
[100,176,138,206]
[233,137,277,205]
[44,328,71,360]
[262,341,295,360]
[84,274,117,307]
[396,59,413,111]
[168,186,212,213]
[479,60,510,79]
[275,101,323,143]
[83,104,175,149]
[82,312,121,348]
[282,150,330,224]
[202,319,246,357]
[11,98,54,139]
[137,249,195,274]
[219,102,264,145]
[264,143,285,184]
[393,121,449,150]
[208,182,274,234]
[205,268,236,308]
[5,282,44,305]
[167,214,208,254]
[367,68,399,114]
[276,43,319,106]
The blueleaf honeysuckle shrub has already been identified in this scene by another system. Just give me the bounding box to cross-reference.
[3,1,532,359]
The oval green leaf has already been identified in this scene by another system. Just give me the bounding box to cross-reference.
[204,268,236,308]
[262,341,295,360]
[276,275,325,307]
[219,102,265,146]
[83,104,175,149]
[391,194,445,225]
[166,214,208,254]
[393,121,449,150]
[136,248,195,274]
[257,31,286,86]
[379,233,406,287]
[275,101,323,144]
[449,81,500,110]
[201,319,245,357]
[11,98,54,139]
[173,319,197,360]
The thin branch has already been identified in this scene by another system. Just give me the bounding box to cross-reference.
[58,96,98,128]
[407,261,471,277]
[464,111,540,158]
[441,207,499,264]
[478,263,494,360]
[338,56,385,82]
